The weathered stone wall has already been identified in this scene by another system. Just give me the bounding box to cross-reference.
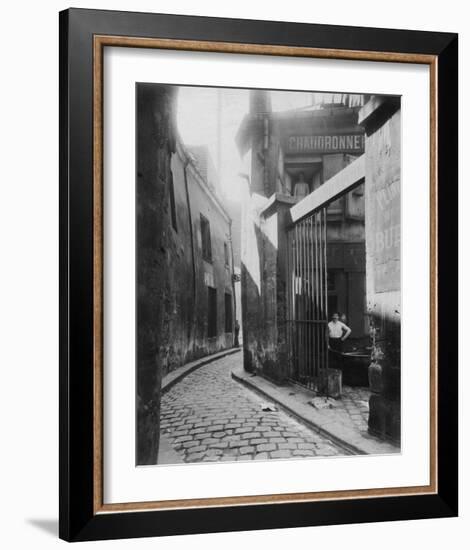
[362,101,401,442]
[240,198,291,383]
[240,94,292,383]
[159,142,236,376]
[136,84,235,464]
[240,190,267,375]
[136,83,177,464]
[364,109,401,339]
[241,91,276,380]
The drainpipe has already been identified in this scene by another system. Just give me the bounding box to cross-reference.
[183,158,198,346]
[263,115,270,196]
[229,219,237,341]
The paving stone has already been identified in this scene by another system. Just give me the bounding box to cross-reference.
[293,449,315,457]
[189,444,208,453]
[270,450,292,459]
[262,431,280,438]
[278,443,298,450]
[297,443,316,450]
[249,438,268,445]
[161,353,342,464]
[201,437,219,445]
[205,449,223,457]
[256,443,276,452]
[186,451,206,461]
[254,452,269,460]
[229,440,245,448]
[182,440,200,449]
[171,422,189,431]
[206,425,225,432]
[193,421,212,428]
[188,427,206,435]
[234,426,254,434]
[268,437,287,444]
[318,447,339,456]
[209,441,229,449]
[241,431,261,440]
[286,437,304,443]
[173,435,192,443]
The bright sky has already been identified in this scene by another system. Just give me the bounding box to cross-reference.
[176,86,314,202]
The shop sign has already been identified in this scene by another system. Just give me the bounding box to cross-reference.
[286,133,365,154]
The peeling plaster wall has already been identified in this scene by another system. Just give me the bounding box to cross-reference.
[240,190,267,375]
[136,83,177,464]
[159,144,236,377]
[364,106,401,442]
[240,108,290,383]
[136,84,236,465]
[365,110,401,336]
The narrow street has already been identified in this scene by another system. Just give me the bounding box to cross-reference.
[160,352,344,463]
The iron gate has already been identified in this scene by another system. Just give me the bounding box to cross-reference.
[286,208,329,392]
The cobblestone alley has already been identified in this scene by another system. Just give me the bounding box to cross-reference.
[160,352,345,464]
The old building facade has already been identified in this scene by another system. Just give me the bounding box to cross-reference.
[359,96,401,441]
[238,92,367,377]
[238,91,401,443]
[136,84,236,463]
[165,140,236,371]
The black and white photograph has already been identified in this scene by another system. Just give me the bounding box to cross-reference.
[0,0,462,546]
[136,84,401,466]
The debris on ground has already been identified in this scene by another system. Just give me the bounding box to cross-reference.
[308,397,338,410]
[260,402,277,412]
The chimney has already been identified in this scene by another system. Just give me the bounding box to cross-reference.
[249,89,272,115]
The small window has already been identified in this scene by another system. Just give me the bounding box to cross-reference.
[169,171,177,232]
[327,295,338,317]
[207,287,217,337]
[224,242,230,266]
[200,214,212,262]
[224,293,233,333]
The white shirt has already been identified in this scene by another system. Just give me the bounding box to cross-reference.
[328,320,348,339]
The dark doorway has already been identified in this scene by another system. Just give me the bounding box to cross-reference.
[224,292,233,333]
[207,287,217,337]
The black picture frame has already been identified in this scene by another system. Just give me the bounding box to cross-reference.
[59,8,458,542]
